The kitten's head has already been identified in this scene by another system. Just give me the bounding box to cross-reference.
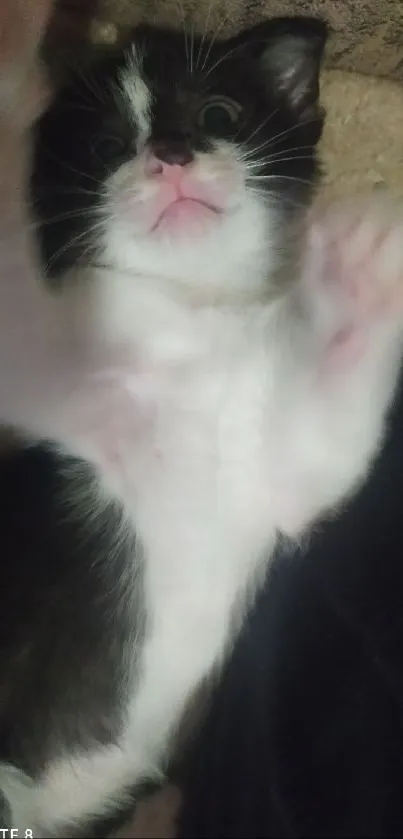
[32,17,328,295]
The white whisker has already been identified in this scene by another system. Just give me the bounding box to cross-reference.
[190,21,195,76]
[240,134,316,164]
[243,155,315,172]
[45,218,109,274]
[247,174,314,187]
[38,151,105,190]
[195,0,217,71]
[52,187,105,200]
[265,117,319,150]
[204,42,240,78]
[175,0,190,76]
[74,60,109,107]
[30,207,105,230]
[240,110,280,148]
[247,186,308,212]
[200,12,232,74]
[240,143,314,162]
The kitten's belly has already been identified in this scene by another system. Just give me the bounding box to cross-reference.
[90,370,279,767]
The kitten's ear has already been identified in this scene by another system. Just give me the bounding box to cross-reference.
[235,17,328,118]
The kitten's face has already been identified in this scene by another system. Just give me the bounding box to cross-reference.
[33,18,327,292]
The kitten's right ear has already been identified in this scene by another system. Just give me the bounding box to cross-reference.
[233,17,328,121]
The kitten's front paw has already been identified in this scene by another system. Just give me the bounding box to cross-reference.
[307,197,403,327]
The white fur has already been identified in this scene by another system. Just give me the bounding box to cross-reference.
[120,48,152,142]
[1,68,403,837]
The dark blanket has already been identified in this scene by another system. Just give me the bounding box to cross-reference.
[178,368,403,838]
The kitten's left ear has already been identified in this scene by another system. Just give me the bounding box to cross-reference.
[235,17,328,119]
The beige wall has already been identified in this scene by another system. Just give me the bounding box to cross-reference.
[96,0,403,81]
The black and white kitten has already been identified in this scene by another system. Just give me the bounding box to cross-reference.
[1,9,403,837]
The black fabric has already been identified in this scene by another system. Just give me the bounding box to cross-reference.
[178,369,403,838]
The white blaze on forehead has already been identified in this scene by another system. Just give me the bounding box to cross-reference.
[120,45,151,138]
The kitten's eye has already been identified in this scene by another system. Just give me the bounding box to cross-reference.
[92,135,131,162]
[197,97,242,134]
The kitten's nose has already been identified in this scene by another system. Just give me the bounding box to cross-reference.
[151,136,193,167]
[145,157,188,187]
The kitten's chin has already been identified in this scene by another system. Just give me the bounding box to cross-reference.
[151,198,221,236]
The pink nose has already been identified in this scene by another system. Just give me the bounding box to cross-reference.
[145,157,188,186]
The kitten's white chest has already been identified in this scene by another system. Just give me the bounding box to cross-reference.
[82,289,277,541]
[81,313,280,766]
[116,348,278,767]
[106,339,275,550]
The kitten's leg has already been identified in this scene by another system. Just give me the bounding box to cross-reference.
[303,197,403,418]
[279,197,403,532]
[303,197,403,366]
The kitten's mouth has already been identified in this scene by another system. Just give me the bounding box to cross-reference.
[151,197,221,234]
